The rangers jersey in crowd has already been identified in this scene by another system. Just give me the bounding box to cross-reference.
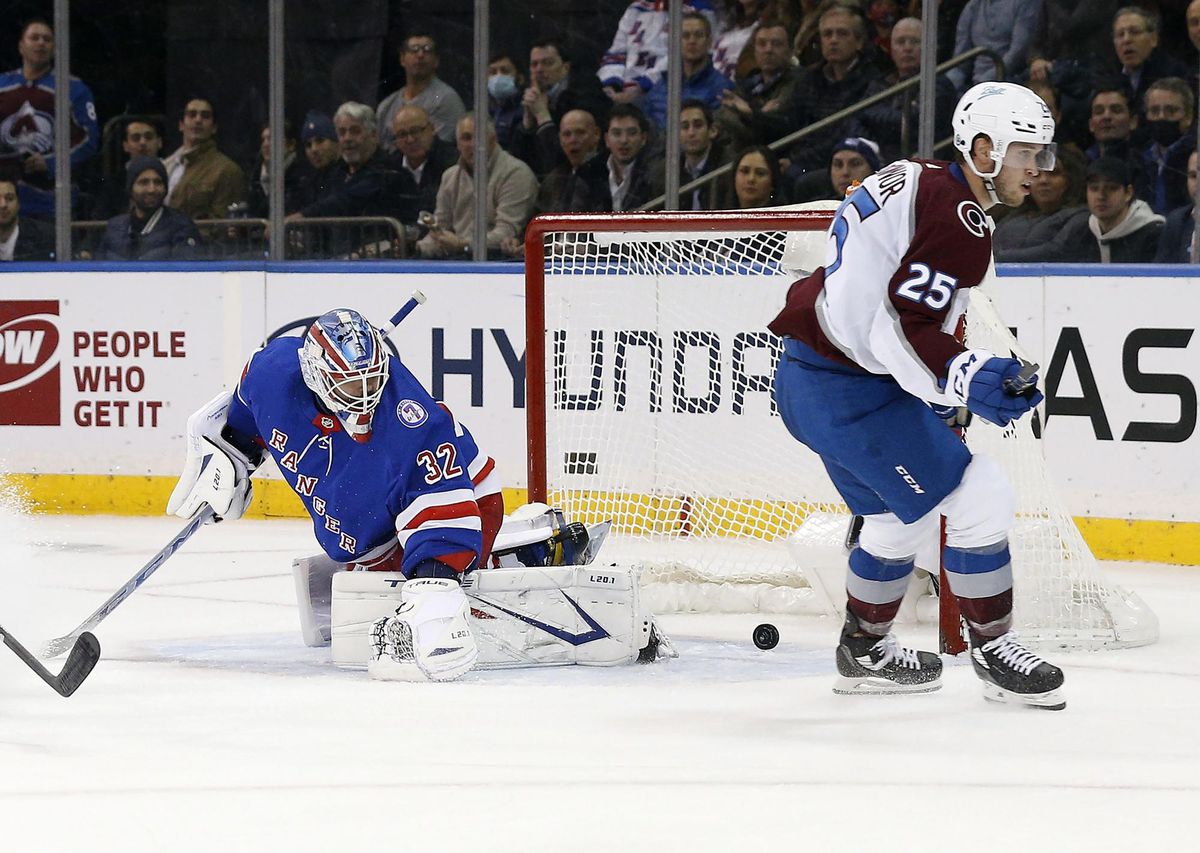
[769,159,993,405]
[225,336,496,577]
[0,68,99,215]
[598,0,718,93]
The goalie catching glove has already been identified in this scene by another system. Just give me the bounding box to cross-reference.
[167,391,260,522]
[943,350,1043,428]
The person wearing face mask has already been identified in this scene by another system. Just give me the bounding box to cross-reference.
[487,53,526,153]
[1140,77,1196,215]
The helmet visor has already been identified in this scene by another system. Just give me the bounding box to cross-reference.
[1005,142,1057,172]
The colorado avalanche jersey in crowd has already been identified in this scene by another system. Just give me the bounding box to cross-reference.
[769,159,993,403]
[225,337,494,577]
[0,69,99,215]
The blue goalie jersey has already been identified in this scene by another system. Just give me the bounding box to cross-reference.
[225,337,488,575]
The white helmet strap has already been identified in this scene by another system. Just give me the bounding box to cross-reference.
[964,137,1003,207]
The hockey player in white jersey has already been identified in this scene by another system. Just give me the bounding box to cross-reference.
[768,82,1066,709]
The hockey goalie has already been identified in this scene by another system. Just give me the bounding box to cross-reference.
[167,305,671,683]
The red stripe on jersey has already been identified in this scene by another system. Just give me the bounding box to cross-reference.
[401,499,481,532]
[476,491,505,567]
[437,550,476,573]
[472,457,496,485]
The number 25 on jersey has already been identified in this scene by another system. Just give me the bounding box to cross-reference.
[895,263,958,310]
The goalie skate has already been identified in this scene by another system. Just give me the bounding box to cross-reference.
[833,610,942,695]
[970,631,1066,710]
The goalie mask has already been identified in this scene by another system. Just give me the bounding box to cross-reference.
[952,82,1056,206]
[298,308,390,442]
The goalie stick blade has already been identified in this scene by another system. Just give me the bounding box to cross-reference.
[1,625,101,697]
[54,632,102,697]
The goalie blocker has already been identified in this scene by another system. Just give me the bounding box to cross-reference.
[292,504,673,673]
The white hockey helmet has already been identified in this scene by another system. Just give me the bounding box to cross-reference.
[298,308,390,442]
[952,82,1057,181]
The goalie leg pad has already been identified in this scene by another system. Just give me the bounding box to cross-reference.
[368,578,478,682]
[292,552,344,647]
[332,566,668,669]
[465,565,658,667]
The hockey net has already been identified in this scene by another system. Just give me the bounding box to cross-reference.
[524,210,1157,650]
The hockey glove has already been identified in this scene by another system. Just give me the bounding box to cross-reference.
[929,402,972,428]
[167,391,257,522]
[945,350,1043,428]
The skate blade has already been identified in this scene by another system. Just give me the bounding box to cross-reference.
[981,682,1066,710]
[833,674,942,695]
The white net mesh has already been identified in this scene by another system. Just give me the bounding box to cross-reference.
[531,214,1157,650]
[962,284,1157,650]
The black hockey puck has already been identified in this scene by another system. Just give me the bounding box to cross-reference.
[753,623,780,650]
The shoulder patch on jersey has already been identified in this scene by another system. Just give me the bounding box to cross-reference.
[956,200,988,238]
[397,399,429,427]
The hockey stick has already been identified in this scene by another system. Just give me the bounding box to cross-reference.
[40,505,215,659]
[2,624,100,697]
[381,290,426,335]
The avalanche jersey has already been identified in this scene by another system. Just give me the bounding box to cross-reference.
[0,68,99,214]
[768,159,993,405]
[226,337,493,575]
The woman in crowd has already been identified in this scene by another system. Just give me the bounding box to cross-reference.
[729,144,787,208]
[993,143,1087,262]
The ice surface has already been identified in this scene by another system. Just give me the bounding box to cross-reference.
[0,509,1195,851]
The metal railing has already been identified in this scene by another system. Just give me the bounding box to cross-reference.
[68,216,410,261]
[284,216,409,260]
[638,46,1005,211]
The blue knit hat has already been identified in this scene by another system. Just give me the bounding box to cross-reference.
[301,111,336,143]
[832,137,882,172]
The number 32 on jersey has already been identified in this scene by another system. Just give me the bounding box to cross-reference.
[417,443,463,484]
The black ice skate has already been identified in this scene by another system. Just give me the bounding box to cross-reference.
[970,630,1066,710]
[833,610,942,695]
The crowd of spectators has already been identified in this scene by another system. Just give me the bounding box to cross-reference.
[5,2,1200,263]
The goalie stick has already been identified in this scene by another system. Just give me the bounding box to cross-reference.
[40,505,214,659]
[2,623,100,697]
[381,290,426,335]
[40,294,428,662]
